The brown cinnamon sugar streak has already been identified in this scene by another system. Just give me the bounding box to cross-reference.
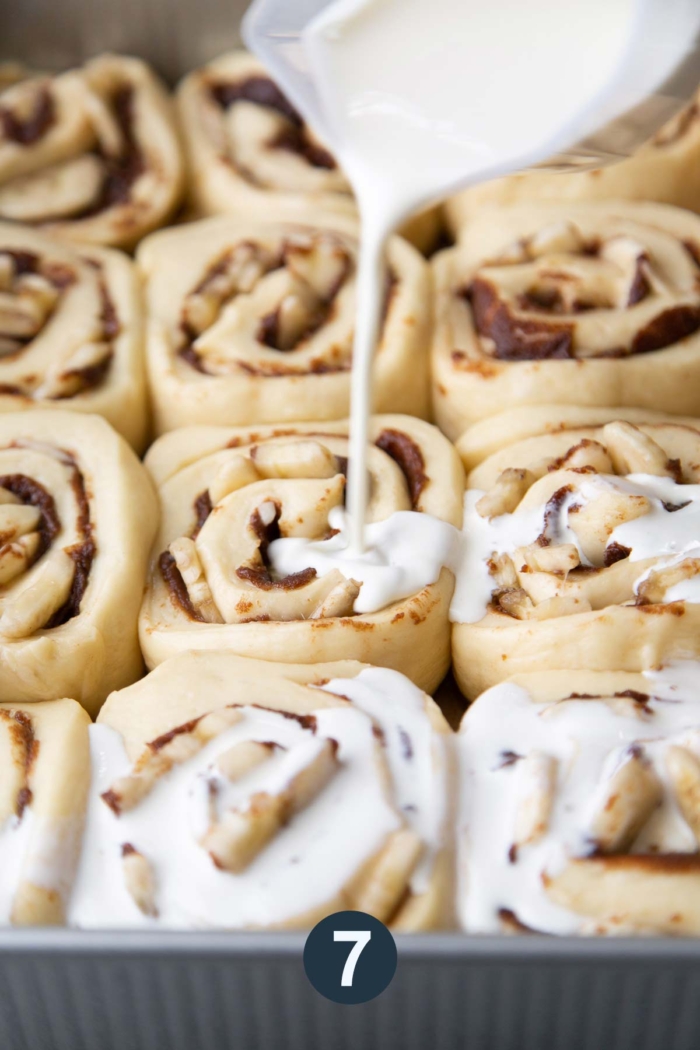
[209,76,337,170]
[0,450,95,628]
[0,87,55,145]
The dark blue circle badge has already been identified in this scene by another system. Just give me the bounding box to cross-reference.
[303,910,397,1004]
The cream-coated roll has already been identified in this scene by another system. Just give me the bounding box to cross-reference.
[0,697,90,926]
[458,664,700,935]
[445,87,700,234]
[450,412,700,699]
[0,55,184,249]
[69,652,453,930]
[0,223,148,451]
[140,416,464,694]
[0,411,158,716]
[432,201,700,440]
[138,214,431,434]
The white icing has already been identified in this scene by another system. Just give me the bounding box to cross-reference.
[268,505,461,613]
[0,811,34,924]
[450,490,546,624]
[458,665,700,934]
[69,668,446,929]
[451,472,700,624]
[321,667,448,892]
[609,475,700,563]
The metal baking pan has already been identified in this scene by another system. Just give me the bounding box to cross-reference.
[3,1,700,1047]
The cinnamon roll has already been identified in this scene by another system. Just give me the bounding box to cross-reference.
[0,697,90,926]
[432,202,700,440]
[137,215,431,433]
[445,87,700,234]
[69,651,453,930]
[458,664,700,935]
[176,50,441,254]
[0,55,184,249]
[140,416,464,693]
[0,410,157,715]
[0,223,148,451]
[451,413,700,699]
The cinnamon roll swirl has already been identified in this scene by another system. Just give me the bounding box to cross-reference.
[0,698,89,926]
[0,411,157,715]
[176,50,441,254]
[177,51,352,223]
[140,416,464,693]
[432,202,700,440]
[138,215,431,433]
[451,413,700,699]
[69,651,453,930]
[0,55,184,249]
[459,664,700,935]
[0,223,147,450]
[445,86,700,233]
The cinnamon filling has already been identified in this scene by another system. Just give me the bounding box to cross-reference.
[178,238,364,375]
[375,429,427,507]
[0,474,59,556]
[2,710,38,818]
[237,503,318,591]
[0,87,55,146]
[536,485,573,547]
[18,84,146,224]
[159,550,204,622]
[465,255,700,360]
[209,76,337,171]
[78,85,146,217]
[0,253,116,395]
[467,277,573,361]
[0,453,95,629]
[631,305,700,355]
[191,491,213,539]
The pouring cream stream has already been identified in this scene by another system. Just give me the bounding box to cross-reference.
[246,0,699,576]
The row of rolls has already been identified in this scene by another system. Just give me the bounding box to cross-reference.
[4,51,700,449]
[5,48,700,936]
[1,406,700,935]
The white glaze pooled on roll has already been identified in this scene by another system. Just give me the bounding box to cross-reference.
[320,667,448,892]
[451,472,700,624]
[69,668,446,928]
[269,506,461,614]
[458,665,700,934]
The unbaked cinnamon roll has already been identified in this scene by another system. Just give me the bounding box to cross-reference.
[69,651,453,930]
[0,697,90,926]
[176,50,441,253]
[432,202,700,440]
[451,412,700,699]
[458,664,700,935]
[177,51,352,221]
[0,410,157,715]
[445,87,700,234]
[140,416,464,693]
[0,55,184,249]
[0,223,148,450]
[138,215,431,433]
